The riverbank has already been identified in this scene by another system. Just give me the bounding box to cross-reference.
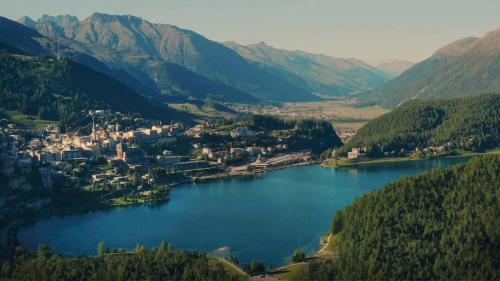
[322,148,500,168]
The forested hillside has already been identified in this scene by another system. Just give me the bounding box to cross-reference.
[1,243,243,281]
[250,115,343,154]
[0,49,192,129]
[295,155,500,280]
[0,16,162,99]
[340,94,500,155]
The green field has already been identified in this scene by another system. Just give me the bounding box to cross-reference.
[271,262,308,280]
[169,103,235,119]
[4,110,58,129]
[282,100,389,130]
[284,100,389,120]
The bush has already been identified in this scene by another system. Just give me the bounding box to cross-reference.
[292,250,306,263]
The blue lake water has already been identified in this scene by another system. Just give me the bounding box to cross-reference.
[18,157,469,266]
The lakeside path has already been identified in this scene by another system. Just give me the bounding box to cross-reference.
[267,234,338,281]
[315,234,332,256]
[212,256,249,277]
[322,149,500,168]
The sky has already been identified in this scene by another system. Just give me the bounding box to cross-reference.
[1,0,499,64]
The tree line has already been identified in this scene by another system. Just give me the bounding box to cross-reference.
[293,155,500,280]
[1,242,244,281]
[250,115,343,154]
[340,94,500,155]
[0,49,192,131]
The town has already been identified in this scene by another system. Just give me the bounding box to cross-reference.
[0,110,323,232]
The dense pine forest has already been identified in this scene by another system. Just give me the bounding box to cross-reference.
[250,115,343,154]
[0,49,191,130]
[340,94,500,155]
[1,243,244,281]
[294,155,500,280]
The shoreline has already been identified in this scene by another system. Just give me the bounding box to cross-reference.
[192,159,320,183]
[322,149,500,168]
[9,152,489,267]
[5,159,319,250]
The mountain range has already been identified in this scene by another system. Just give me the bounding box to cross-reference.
[15,14,267,103]
[4,13,499,109]
[12,13,393,103]
[0,41,193,127]
[223,41,392,96]
[375,60,414,76]
[360,28,500,108]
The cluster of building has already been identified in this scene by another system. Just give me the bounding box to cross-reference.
[343,142,456,161]
[1,124,59,186]
[251,151,311,169]
[228,103,347,121]
[335,127,356,143]
[1,108,321,230]
[186,123,257,139]
[200,143,289,164]
[230,127,256,138]
[0,111,187,208]
[0,122,57,214]
[29,119,179,165]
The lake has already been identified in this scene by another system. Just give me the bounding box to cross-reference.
[18,157,469,267]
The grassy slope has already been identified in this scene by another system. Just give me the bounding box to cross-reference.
[5,110,58,129]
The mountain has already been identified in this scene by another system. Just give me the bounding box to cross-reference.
[19,13,316,103]
[13,15,259,103]
[375,59,414,76]
[360,28,500,108]
[296,155,499,281]
[340,94,500,154]
[223,41,392,97]
[1,16,161,98]
[0,43,193,128]
[0,16,48,54]
[149,62,259,103]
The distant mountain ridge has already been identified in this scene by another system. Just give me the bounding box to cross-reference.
[359,28,500,108]
[18,13,317,103]
[375,60,414,76]
[223,41,393,97]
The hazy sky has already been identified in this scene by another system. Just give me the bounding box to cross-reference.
[1,0,499,64]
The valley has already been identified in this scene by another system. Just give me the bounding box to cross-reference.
[0,4,499,281]
[228,101,389,142]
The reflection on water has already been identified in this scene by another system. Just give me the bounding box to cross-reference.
[19,157,470,266]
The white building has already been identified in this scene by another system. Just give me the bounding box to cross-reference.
[230,127,256,138]
[347,148,366,160]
